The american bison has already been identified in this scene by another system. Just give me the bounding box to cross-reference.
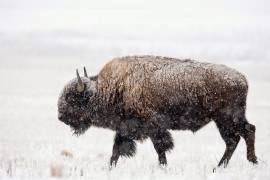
[57,55,257,167]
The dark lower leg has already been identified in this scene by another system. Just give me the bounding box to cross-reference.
[110,150,120,167]
[240,122,257,164]
[150,130,174,165]
[158,152,167,165]
[216,118,241,167]
[110,133,136,167]
[218,136,240,167]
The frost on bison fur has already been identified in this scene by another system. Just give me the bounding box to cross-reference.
[57,55,258,167]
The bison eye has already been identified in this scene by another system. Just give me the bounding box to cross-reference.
[84,91,93,98]
[65,93,75,103]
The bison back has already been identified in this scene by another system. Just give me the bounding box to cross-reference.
[98,56,248,119]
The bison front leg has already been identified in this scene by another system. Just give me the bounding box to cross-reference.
[110,133,136,167]
[150,130,174,166]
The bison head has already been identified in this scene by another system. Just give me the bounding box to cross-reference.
[57,67,97,135]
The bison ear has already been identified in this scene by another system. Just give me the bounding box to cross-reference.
[88,75,98,94]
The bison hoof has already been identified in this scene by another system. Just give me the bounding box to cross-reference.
[159,157,167,166]
[110,157,119,168]
[248,156,258,164]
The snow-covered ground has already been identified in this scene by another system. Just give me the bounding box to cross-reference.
[1,0,270,179]
[0,59,270,180]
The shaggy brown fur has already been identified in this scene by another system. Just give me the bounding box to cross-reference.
[58,55,257,168]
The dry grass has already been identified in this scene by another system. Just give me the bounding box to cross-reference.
[61,150,74,158]
[50,163,63,178]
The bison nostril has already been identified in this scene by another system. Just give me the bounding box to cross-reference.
[58,114,63,120]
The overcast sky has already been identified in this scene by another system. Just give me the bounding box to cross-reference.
[0,0,269,12]
[0,0,269,66]
[0,0,269,32]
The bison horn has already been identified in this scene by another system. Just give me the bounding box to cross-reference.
[83,66,88,77]
[76,69,84,92]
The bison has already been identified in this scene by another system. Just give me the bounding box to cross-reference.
[57,55,257,167]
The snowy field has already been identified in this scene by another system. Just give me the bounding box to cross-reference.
[1,0,270,179]
[1,62,270,180]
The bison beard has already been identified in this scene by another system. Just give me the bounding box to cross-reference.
[57,55,258,168]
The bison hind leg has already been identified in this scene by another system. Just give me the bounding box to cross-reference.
[238,119,258,164]
[215,116,241,167]
[215,111,258,167]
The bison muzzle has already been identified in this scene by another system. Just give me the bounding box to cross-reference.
[57,55,258,168]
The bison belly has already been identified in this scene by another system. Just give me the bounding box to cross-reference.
[159,104,212,132]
